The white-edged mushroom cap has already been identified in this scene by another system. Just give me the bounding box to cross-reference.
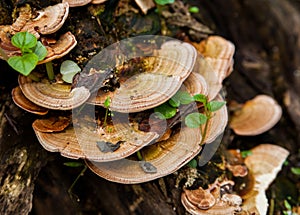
[242,144,289,215]
[18,74,90,110]
[11,3,69,37]
[62,0,92,7]
[230,95,282,135]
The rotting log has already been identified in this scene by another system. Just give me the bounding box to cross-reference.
[0,0,299,214]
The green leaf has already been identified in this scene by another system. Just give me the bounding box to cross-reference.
[169,91,194,107]
[187,159,197,168]
[8,53,38,76]
[60,60,81,83]
[185,112,207,128]
[193,94,207,104]
[33,41,47,61]
[104,96,111,108]
[154,103,177,119]
[63,162,84,167]
[207,101,226,112]
[291,167,300,175]
[11,32,37,49]
[241,150,252,158]
[284,200,292,210]
[154,0,174,5]
[189,6,199,13]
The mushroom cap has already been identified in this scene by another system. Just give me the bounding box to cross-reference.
[229,95,282,135]
[12,86,49,115]
[11,3,69,36]
[87,39,197,113]
[0,25,21,59]
[38,32,77,64]
[18,74,90,110]
[32,116,71,132]
[91,0,107,4]
[242,144,289,214]
[34,115,159,161]
[182,187,216,210]
[194,36,235,82]
[134,0,155,14]
[62,0,92,7]
[85,126,202,184]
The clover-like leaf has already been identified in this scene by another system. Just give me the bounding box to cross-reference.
[60,60,81,83]
[11,32,37,50]
[33,41,48,61]
[8,53,39,76]
[154,103,177,119]
[185,112,207,128]
[193,94,207,104]
[207,101,226,112]
[169,91,194,107]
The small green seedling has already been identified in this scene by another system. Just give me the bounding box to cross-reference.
[189,6,199,13]
[241,150,253,158]
[291,167,300,176]
[103,96,111,127]
[7,32,47,76]
[60,60,81,83]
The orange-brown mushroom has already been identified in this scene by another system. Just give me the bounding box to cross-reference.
[11,3,69,37]
[32,116,71,132]
[229,95,282,135]
[12,86,48,115]
[39,32,77,64]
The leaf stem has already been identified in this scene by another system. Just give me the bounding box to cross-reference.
[68,165,87,198]
[45,61,55,81]
[27,73,40,82]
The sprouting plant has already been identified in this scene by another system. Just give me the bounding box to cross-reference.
[189,6,199,13]
[60,60,81,83]
[154,0,174,5]
[185,94,226,145]
[7,31,47,76]
[103,96,111,127]
[154,91,226,145]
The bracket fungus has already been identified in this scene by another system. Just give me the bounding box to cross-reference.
[242,144,289,214]
[22,36,235,184]
[12,86,49,115]
[11,3,69,38]
[229,95,282,135]
[18,74,90,110]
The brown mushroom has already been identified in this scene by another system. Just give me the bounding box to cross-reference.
[11,3,69,37]
[12,86,49,115]
[91,0,107,4]
[18,73,90,110]
[242,144,289,214]
[85,125,202,184]
[181,187,216,210]
[194,36,235,83]
[38,32,77,64]
[229,95,282,135]
[0,25,21,59]
[88,40,197,113]
[32,116,71,132]
[33,114,159,161]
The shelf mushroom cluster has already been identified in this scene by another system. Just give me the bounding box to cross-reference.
[11,35,235,184]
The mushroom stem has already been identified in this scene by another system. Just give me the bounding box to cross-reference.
[45,61,55,81]
[0,47,9,61]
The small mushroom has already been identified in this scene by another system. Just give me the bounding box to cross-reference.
[12,86,49,115]
[241,144,289,215]
[85,126,202,184]
[229,95,282,135]
[18,73,90,110]
[181,187,216,210]
[88,39,197,113]
[11,3,69,37]
[38,32,77,64]
[32,116,70,132]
